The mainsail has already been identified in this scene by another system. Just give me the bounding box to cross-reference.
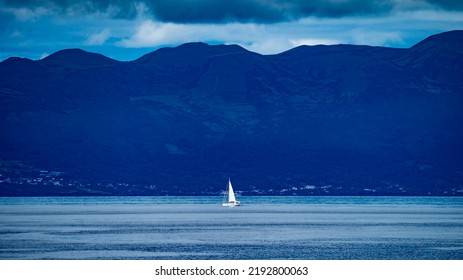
[228,179,236,203]
[222,178,241,207]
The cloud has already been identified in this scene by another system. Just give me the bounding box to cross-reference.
[350,30,404,46]
[428,0,463,10]
[117,7,463,55]
[39,52,49,59]
[117,20,263,48]
[2,0,463,23]
[243,39,297,55]
[86,28,111,45]
[117,19,345,54]
[117,21,180,47]
[3,6,51,21]
[0,0,136,20]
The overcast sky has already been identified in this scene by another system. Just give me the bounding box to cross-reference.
[1,0,463,61]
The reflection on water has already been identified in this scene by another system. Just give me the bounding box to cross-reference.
[0,196,462,259]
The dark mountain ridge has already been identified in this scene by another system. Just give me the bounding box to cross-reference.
[39,48,119,69]
[1,30,462,196]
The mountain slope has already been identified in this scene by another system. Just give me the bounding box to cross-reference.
[1,31,462,196]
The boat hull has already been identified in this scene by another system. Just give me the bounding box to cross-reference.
[222,201,240,207]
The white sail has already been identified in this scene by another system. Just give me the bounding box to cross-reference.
[222,178,241,207]
[228,179,236,202]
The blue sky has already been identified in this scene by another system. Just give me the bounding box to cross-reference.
[1,0,463,61]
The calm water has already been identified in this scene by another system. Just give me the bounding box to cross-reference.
[0,196,462,260]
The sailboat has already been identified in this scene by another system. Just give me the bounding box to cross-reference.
[222,178,241,207]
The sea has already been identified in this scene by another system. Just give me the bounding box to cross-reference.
[0,196,462,260]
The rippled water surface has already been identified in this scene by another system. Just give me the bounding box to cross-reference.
[1,196,462,259]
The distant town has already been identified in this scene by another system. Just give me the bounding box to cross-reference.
[1,160,461,196]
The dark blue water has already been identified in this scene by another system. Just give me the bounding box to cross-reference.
[0,196,462,259]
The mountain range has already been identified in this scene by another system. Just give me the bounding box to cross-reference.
[1,30,462,196]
